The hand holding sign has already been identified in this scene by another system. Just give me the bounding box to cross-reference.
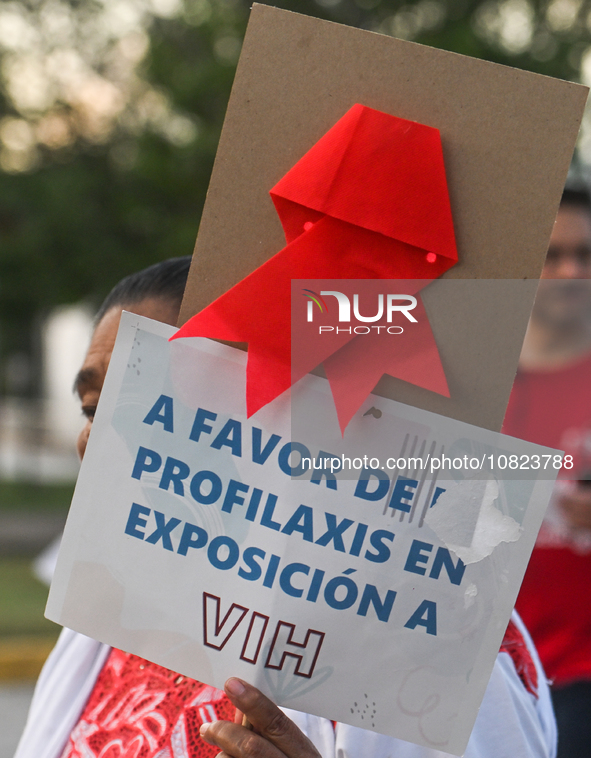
[200,678,322,758]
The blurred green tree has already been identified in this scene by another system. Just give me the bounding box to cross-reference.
[1,0,591,393]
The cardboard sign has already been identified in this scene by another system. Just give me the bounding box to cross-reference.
[179,4,587,432]
[47,313,560,754]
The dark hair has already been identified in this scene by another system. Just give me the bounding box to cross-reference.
[561,187,591,211]
[95,256,192,325]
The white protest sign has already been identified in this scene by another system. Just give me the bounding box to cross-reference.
[47,312,560,755]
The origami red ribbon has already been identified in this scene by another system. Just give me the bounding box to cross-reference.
[172,104,458,432]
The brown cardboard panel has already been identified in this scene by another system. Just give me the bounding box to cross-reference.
[179,4,587,431]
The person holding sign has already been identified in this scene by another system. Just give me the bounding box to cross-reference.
[16,257,557,758]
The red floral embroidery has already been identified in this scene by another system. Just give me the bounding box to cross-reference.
[61,649,236,758]
[500,620,539,698]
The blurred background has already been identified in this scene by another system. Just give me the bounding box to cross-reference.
[2,0,591,751]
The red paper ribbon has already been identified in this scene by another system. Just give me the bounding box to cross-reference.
[172,104,458,432]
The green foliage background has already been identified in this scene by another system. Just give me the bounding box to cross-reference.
[1,0,591,392]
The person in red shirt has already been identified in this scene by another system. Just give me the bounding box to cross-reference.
[504,187,591,758]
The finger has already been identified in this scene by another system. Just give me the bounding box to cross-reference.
[200,719,286,758]
[222,678,322,757]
